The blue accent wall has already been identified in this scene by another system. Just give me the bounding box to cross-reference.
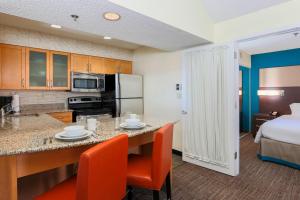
[240,66,250,132]
[251,48,300,127]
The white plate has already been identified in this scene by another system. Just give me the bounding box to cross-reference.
[60,131,88,138]
[55,130,92,141]
[120,122,146,129]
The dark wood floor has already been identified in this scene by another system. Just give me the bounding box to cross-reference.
[131,134,300,200]
[19,134,299,200]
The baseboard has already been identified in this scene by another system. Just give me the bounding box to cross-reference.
[172,149,182,156]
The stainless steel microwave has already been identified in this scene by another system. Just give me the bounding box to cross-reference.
[71,72,101,93]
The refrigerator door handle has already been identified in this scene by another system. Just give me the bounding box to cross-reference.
[115,74,120,99]
[116,99,121,117]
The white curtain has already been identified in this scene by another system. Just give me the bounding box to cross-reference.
[182,45,236,168]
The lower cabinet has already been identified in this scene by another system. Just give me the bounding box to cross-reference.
[48,111,73,123]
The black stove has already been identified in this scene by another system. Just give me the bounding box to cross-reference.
[68,96,113,122]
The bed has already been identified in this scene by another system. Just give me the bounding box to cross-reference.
[254,110,300,169]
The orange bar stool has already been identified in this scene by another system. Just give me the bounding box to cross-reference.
[127,123,174,200]
[35,134,128,200]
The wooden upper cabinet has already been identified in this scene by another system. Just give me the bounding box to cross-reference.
[71,53,132,75]
[26,48,50,90]
[117,60,132,74]
[0,44,26,89]
[89,56,104,74]
[49,51,70,90]
[0,47,1,89]
[71,54,89,73]
[103,58,117,74]
[26,48,70,90]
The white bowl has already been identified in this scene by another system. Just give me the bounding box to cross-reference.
[64,125,85,137]
[125,118,141,127]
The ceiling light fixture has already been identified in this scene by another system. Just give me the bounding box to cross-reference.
[104,36,112,40]
[103,12,121,21]
[50,24,62,29]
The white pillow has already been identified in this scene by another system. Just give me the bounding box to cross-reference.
[290,103,300,116]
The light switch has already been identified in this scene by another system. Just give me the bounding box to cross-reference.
[176,83,182,99]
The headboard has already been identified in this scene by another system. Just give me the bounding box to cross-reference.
[259,66,300,115]
[259,87,300,115]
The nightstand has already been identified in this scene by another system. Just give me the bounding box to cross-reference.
[252,113,278,138]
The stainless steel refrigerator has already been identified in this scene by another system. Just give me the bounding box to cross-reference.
[101,74,143,117]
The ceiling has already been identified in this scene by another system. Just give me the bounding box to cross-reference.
[239,30,300,55]
[201,0,291,22]
[0,0,209,51]
[0,13,141,50]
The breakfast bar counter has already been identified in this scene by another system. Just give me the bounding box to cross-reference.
[0,113,175,200]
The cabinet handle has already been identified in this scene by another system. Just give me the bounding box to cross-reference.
[21,78,25,88]
[50,80,53,88]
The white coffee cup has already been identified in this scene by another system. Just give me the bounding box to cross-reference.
[125,118,140,127]
[87,118,97,131]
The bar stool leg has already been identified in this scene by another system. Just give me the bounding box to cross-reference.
[153,190,160,200]
[166,171,172,200]
[127,186,133,200]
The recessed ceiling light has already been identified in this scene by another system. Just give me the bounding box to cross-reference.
[50,24,62,29]
[103,12,121,21]
[104,36,112,40]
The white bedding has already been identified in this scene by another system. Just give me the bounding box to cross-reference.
[254,115,300,145]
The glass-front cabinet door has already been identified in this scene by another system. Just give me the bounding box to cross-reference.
[26,48,49,89]
[50,51,70,90]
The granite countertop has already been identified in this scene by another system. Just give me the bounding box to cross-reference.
[0,114,175,156]
[15,108,73,115]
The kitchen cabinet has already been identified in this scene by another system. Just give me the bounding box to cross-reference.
[103,59,132,74]
[71,54,132,74]
[0,44,26,89]
[117,60,132,74]
[103,58,117,74]
[26,48,49,89]
[71,54,89,73]
[50,51,70,90]
[26,48,70,90]
[0,43,132,91]
[89,56,104,74]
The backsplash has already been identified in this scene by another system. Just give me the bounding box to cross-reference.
[0,90,100,107]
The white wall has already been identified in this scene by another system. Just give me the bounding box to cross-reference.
[214,0,300,43]
[133,47,182,151]
[239,50,251,68]
[109,0,214,42]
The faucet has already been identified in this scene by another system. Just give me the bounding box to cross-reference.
[0,103,12,118]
